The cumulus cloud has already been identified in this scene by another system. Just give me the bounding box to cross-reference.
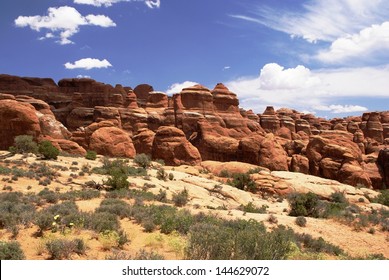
[74,0,160,8]
[313,105,368,114]
[225,63,389,115]
[14,6,116,45]
[316,22,389,63]
[231,0,389,43]
[166,81,198,95]
[259,63,321,90]
[64,58,113,70]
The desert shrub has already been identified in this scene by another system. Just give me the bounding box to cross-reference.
[127,189,156,201]
[35,212,54,232]
[373,190,389,207]
[99,230,120,250]
[104,169,130,190]
[38,141,59,160]
[85,150,97,161]
[96,199,132,218]
[134,153,151,169]
[228,173,256,192]
[219,169,231,178]
[240,202,268,214]
[267,214,278,224]
[86,212,120,233]
[10,135,38,154]
[330,191,348,204]
[294,234,344,256]
[37,188,59,204]
[0,241,25,260]
[60,189,100,201]
[156,168,168,181]
[0,192,36,229]
[168,173,174,181]
[288,192,320,217]
[172,189,189,207]
[185,219,293,260]
[45,238,85,260]
[155,189,167,202]
[132,249,165,260]
[295,216,307,227]
[160,209,194,234]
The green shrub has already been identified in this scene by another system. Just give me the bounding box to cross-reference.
[38,141,59,160]
[373,190,389,207]
[104,169,130,190]
[85,150,97,161]
[168,173,174,181]
[295,216,307,227]
[133,249,165,260]
[155,189,167,202]
[156,168,168,181]
[10,135,38,154]
[288,192,320,217]
[87,212,120,233]
[0,241,25,260]
[228,173,256,192]
[240,202,268,214]
[0,192,36,229]
[172,189,189,207]
[96,199,132,218]
[185,219,293,260]
[219,169,231,178]
[134,153,151,169]
[45,238,85,260]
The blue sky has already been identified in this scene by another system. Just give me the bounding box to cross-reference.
[1,0,389,117]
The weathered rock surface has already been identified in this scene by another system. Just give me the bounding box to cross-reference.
[89,126,136,158]
[152,126,202,166]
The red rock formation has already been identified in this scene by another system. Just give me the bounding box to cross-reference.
[377,149,389,189]
[0,99,41,149]
[259,106,280,133]
[89,126,136,158]
[132,129,155,155]
[306,131,372,188]
[152,126,201,165]
[363,112,383,143]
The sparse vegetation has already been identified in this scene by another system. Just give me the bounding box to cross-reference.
[228,173,257,192]
[295,216,307,227]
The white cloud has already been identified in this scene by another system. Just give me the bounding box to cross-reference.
[225,63,389,115]
[223,66,231,71]
[259,63,321,90]
[313,105,368,114]
[15,6,116,45]
[232,0,389,43]
[65,58,113,70]
[74,0,128,7]
[74,0,160,9]
[145,0,161,9]
[76,75,92,78]
[316,22,389,63]
[166,81,198,95]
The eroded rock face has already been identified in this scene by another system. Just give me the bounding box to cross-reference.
[152,126,202,166]
[90,126,136,158]
[377,149,389,189]
[306,132,372,188]
[0,99,41,149]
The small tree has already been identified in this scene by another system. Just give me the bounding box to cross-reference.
[38,141,59,160]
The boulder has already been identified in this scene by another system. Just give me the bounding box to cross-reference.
[152,126,201,166]
[89,127,136,158]
[0,99,41,149]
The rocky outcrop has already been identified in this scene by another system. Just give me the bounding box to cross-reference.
[152,126,201,166]
[306,131,372,188]
[0,98,41,149]
[377,149,389,189]
[89,126,136,158]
